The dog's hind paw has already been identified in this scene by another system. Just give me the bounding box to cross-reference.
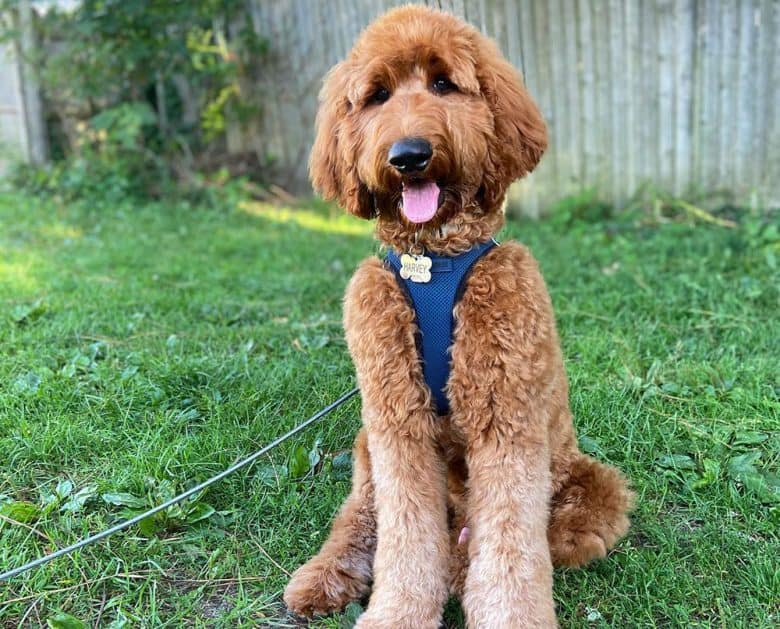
[548,455,634,568]
[284,557,369,618]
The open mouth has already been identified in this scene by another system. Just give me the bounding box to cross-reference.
[400,180,443,224]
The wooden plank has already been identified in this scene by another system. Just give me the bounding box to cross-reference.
[763,0,780,205]
[690,0,704,191]
[17,0,48,164]
[607,0,623,202]
[576,0,597,189]
[733,1,755,196]
[656,0,675,192]
[547,0,566,196]
[560,0,580,197]
[477,0,488,35]
[623,0,638,196]
[504,0,521,74]
[672,1,694,196]
[486,0,501,51]
[514,0,541,215]
[0,43,29,173]
[593,0,611,194]
[699,0,720,193]
[717,1,738,190]
[518,0,538,96]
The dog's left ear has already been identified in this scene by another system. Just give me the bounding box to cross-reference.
[309,61,375,219]
[476,39,547,206]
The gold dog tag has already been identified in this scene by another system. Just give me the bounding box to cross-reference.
[399,253,432,283]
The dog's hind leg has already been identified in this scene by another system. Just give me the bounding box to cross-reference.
[547,453,634,568]
[284,428,376,617]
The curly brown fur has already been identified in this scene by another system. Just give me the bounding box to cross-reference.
[285,6,633,627]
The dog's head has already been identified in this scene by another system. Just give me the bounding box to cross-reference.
[310,6,546,242]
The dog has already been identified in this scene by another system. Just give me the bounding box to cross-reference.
[283,6,633,627]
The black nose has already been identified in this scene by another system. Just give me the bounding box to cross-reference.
[388,138,433,173]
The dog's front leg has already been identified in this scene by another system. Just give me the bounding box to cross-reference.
[458,431,556,628]
[450,243,559,627]
[345,259,449,629]
[358,419,449,628]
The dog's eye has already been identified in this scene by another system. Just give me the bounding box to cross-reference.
[370,87,391,105]
[432,76,457,94]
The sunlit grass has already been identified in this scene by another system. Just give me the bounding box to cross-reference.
[0,259,42,293]
[239,200,373,236]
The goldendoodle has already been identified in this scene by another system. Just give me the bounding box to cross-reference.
[284,6,633,627]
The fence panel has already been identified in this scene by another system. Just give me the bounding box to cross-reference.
[0,44,27,175]
[244,0,778,212]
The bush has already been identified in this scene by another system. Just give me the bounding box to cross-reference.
[2,0,267,201]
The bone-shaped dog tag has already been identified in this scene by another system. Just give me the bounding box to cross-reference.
[399,253,432,283]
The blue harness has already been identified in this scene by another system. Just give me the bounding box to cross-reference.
[385,240,496,415]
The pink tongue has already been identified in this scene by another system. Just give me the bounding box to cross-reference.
[401,181,440,223]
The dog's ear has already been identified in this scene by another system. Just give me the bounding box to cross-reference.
[476,40,547,207]
[309,62,374,219]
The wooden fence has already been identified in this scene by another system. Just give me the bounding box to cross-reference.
[0,1,48,175]
[0,43,33,175]
[242,0,780,213]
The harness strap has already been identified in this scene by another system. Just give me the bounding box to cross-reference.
[385,239,496,415]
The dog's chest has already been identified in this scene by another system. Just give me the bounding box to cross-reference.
[384,240,496,415]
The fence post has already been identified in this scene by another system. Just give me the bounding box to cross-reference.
[17,0,48,165]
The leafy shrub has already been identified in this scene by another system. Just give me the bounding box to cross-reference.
[2,0,267,201]
[11,102,166,202]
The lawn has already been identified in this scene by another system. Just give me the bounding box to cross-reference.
[0,189,777,627]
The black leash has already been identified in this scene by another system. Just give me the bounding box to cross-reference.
[0,387,359,582]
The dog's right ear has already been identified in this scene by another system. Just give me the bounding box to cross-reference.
[309,62,374,219]
[474,38,547,210]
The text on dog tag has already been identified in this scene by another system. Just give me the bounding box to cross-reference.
[399,253,432,283]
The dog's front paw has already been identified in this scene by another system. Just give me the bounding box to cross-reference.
[462,554,557,628]
[354,607,440,629]
[284,557,368,618]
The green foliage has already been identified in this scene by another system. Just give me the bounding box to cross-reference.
[0,499,40,524]
[11,102,165,201]
[543,188,616,224]
[0,192,777,625]
[101,479,218,537]
[2,0,266,200]
[46,612,86,629]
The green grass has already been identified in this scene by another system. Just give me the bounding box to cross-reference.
[0,189,778,627]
